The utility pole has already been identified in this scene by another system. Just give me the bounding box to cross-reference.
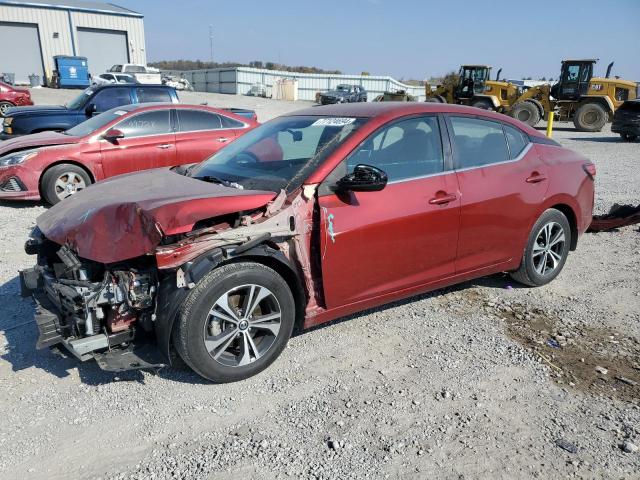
[209,25,214,64]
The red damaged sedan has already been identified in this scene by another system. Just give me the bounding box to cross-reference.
[20,103,594,383]
[0,103,256,204]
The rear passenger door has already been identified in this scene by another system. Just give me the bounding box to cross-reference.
[173,109,244,166]
[447,116,548,273]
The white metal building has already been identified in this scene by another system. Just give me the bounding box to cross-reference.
[0,0,145,85]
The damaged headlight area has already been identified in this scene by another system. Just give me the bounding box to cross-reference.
[20,232,164,372]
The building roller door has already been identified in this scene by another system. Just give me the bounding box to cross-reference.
[77,27,129,77]
[0,22,44,85]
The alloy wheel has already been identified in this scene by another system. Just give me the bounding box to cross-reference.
[54,172,86,200]
[532,222,566,276]
[203,284,282,367]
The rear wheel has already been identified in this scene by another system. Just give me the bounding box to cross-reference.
[41,163,92,205]
[510,101,541,127]
[174,262,295,383]
[0,101,14,115]
[573,102,607,132]
[471,98,494,110]
[510,209,571,287]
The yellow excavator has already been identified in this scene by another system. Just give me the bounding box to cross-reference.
[509,59,637,131]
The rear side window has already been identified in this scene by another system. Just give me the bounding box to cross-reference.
[116,110,171,138]
[347,115,444,181]
[177,110,222,131]
[449,117,509,168]
[136,88,172,103]
[92,88,131,112]
[220,115,245,128]
[504,124,528,159]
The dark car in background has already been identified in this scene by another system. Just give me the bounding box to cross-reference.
[611,99,640,142]
[1,84,178,137]
[0,81,33,115]
[319,84,367,104]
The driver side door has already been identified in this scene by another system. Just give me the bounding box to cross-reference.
[318,115,460,309]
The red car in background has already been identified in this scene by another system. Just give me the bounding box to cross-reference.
[0,103,257,204]
[0,81,33,114]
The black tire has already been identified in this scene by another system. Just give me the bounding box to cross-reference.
[0,101,14,115]
[41,163,92,205]
[174,262,295,383]
[573,102,607,132]
[620,133,639,142]
[510,101,541,127]
[510,209,572,287]
[426,95,446,103]
[471,98,494,110]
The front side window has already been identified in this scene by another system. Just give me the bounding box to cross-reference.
[136,88,172,103]
[177,110,222,131]
[115,110,171,138]
[504,124,528,159]
[190,115,367,192]
[66,106,132,137]
[92,88,131,112]
[449,116,509,168]
[346,116,444,182]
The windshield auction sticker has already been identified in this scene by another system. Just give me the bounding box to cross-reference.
[312,118,356,127]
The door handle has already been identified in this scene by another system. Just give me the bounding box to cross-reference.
[217,137,230,143]
[156,144,172,149]
[526,172,547,183]
[429,192,457,205]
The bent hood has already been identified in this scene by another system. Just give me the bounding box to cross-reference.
[0,131,80,156]
[37,168,276,263]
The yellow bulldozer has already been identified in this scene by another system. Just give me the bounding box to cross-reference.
[425,60,638,132]
[509,59,637,131]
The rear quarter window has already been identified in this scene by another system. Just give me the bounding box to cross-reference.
[504,124,529,159]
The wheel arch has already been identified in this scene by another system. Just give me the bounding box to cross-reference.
[38,160,96,196]
[156,242,307,363]
[546,202,579,251]
[579,95,614,115]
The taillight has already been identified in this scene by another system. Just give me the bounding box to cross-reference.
[582,163,596,180]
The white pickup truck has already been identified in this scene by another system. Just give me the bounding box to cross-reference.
[108,64,162,85]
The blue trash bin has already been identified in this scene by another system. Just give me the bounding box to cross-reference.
[53,56,90,88]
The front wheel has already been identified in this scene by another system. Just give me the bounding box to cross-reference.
[174,262,295,383]
[471,98,494,110]
[510,209,571,287]
[41,163,92,205]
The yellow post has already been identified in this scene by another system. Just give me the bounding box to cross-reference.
[546,111,555,138]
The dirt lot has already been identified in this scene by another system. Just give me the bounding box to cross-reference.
[0,89,638,480]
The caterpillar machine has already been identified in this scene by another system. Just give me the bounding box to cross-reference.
[425,60,638,131]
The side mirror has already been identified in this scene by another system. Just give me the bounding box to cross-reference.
[103,128,124,143]
[337,164,388,192]
[85,103,97,116]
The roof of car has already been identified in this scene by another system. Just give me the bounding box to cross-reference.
[92,84,173,91]
[288,102,545,136]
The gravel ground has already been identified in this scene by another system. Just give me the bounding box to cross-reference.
[0,89,638,480]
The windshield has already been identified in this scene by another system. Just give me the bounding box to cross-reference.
[65,107,130,137]
[65,88,93,109]
[189,115,368,192]
[336,85,351,91]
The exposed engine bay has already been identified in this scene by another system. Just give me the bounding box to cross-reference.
[20,231,162,371]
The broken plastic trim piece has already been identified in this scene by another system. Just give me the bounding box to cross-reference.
[588,204,640,232]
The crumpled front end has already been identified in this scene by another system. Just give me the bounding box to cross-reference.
[20,228,165,371]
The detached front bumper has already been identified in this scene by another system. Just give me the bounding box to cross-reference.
[19,266,166,373]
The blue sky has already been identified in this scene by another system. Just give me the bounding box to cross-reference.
[117,0,640,80]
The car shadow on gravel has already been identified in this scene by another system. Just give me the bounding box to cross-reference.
[298,273,522,337]
[0,276,212,385]
[0,200,48,209]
